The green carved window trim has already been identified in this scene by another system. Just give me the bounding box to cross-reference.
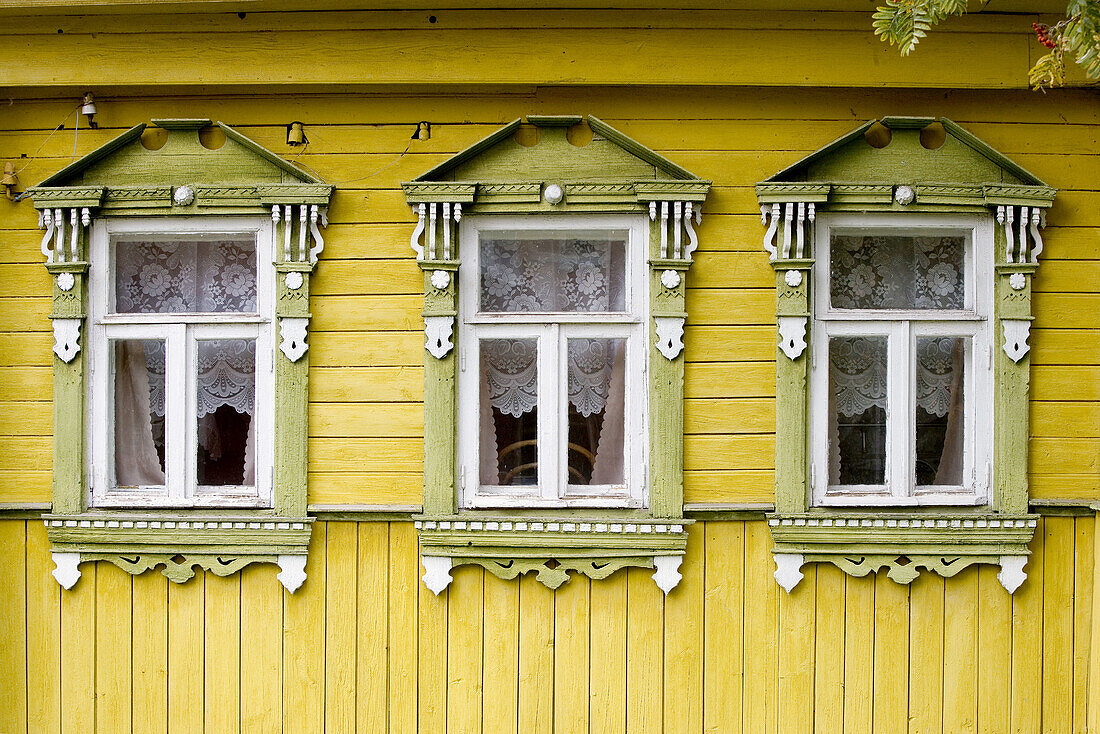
[26,119,333,592]
[403,115,709,594]
[756,117,1055,594]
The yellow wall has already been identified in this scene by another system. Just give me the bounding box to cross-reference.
[1,516,1097,732]
[1,87,1097,506]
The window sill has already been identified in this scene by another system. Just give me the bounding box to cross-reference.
[415,513,689,594]
[767,511,1038,593]
[43,511,312,590]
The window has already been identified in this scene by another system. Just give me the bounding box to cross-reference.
[88,218,274,507]
[404,115,710,594]
[811,214,993,506]
[27,119,331,591]
[458,216,647,508]
[756,117,1053,593]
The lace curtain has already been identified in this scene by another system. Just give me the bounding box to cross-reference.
[830,235,964,310]
[115,339,256,488]
[479,338,625,487]
[829,336,963,418]
[480,235,625,313]
[115,239,257,313]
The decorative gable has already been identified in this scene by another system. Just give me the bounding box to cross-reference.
[757,116,1055,209]
[29,118,331,215]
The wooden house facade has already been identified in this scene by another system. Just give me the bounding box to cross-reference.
[0,2,1097,731]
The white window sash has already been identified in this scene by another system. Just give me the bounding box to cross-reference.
[811,213,993,508]
[88,217,274,508]
[457,214,647,509]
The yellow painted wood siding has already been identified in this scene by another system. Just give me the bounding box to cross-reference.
[1,88,1096,505]
[1,517,1098,732]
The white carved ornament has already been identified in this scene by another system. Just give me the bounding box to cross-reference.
[648,200,702,260]
[777,315,808,360]
[279,317,309,362]
[51,552,82,589]
[996,205,1046,264]
[271,204,328,264]
[652,555,684,594]
[424,315,455,359]
[998,555,1028,594]
[773,553,805,593]
[52,318,82,362]
[421,555,454,595]
[276,555,308,592]
[1001,319,1031,362]
[654,316,685,360]
[411,202,463,261]
[39,207,92,263]
[761,201,814,261]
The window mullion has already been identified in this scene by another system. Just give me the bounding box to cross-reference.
[889,321,912,499]
[165,324,188,502]
[539,324,561,501]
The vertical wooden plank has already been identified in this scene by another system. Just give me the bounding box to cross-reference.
[907,573,944,734]
[358,522,389,733]
[132,571,168,734]
[1089,514,1100,734]
[26,520,61,734]
[0,521,27,734]
[778,563,815,734]
[704,521,744,734]
[665,524,704,732]
[61,561,96,733]
[1042,516,1074,733]
[284,521,326,734]
[418,554,448,734]
[1072,516,1093,734]
[589,571,626,734]
[240,563,282,733]
[843,573,875,734]
[977,564,1011,733]
[626,566,662,734]
[168,573,204,734]
[204,572,241,734]
[813,564,845,734]
[942,567,978,733]
[872,574,909,734]
[447,564,484,734]
[325,522,357,733]
[553,574,589,734]
[388,522,418,732]
[1011,518,1045,733]
[483,571,519,734]
[96,562,133,734]
[518,573,554,734]
[743,521,778,734]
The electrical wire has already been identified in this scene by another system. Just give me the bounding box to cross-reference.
[12,102,81,177]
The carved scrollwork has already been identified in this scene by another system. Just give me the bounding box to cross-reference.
[424,315,455,359]
[654,316,685,360]
[52,318,82,362]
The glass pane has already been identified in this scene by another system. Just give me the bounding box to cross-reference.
[829,336,887,486]
[916,336,967,486]
[114,339,166,488]
[565,338,626,487]
[830,234,965,310]
[114,238,257,313]
[480,229,627,313]
[480,339,539,486]
[196,339,256,487]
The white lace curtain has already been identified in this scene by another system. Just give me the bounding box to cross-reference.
[830,235,964,310]
[114,339,257,487]
[115,239,257,313]
[479,338,625,486]
[480,235,624,313]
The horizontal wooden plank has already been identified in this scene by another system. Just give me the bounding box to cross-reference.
[0,470,51,503]
[683,469,774,504]
[1030,438,1100,475]
[684,398,774,435]
[685,362,776,399]
[0,26,1042,89]
[1030,474,1100,500]
[311,366,422,402]
[0,403,51,436]
[1031,402,1100,438]
[1032,366,1100,402]
[310,402,422,438]
[684,434,774,471]
[306,471,421,504]
[309,437,422,472]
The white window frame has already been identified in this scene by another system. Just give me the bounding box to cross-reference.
[810,212,994,507]
[457,214,649,509]
[87,216,275,508]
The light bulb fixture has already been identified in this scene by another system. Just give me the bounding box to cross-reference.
[286,121,307,146]
[81,92,98,129]
[2,162,18,201]
[413,121,431,141]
